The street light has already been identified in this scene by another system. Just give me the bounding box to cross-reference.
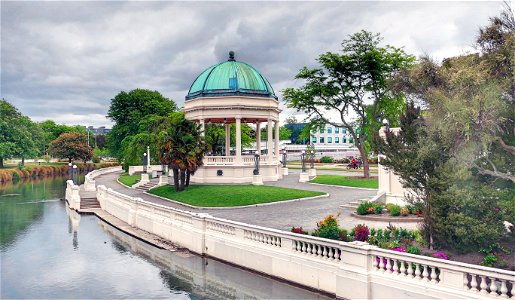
[143,152,147,173]
[72,165,78,185]
[282,147,287,167]
[68,162,72,180]
[301,150,306,172]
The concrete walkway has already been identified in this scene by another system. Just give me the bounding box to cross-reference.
[94,171,419,231]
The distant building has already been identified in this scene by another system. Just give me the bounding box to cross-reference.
[86,126,111,135]
[284,123,308,144]
[311,125,355,146]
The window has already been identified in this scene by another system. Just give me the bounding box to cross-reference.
[312,137,317,143]
[335,137,339,143]
[320,128,325,134]
[328,137,332,143]
[349,137,354,144]
[335,127,339,133]
[327,127,332,134]
[343,138,346,143]
[320,137,325,143]
[342,128,347,133]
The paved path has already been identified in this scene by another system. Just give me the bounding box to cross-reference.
[94,171,418,231]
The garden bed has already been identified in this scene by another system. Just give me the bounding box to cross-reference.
[350,212,422,222]
[118,173,140,187]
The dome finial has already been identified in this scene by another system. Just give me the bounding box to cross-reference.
[228,51,235,61]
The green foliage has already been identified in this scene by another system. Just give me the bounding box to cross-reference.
[283,30,415,178]
[319,156,333,163]
[481,254,498,267]
[407,245,421,255]
[118,173,140,187]
[357,201,373,215]
[388,204,401,216]
[106,89,177,159]
[310,175,378,188]
[373,203,384,214]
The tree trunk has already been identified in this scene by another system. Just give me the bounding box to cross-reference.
[0,157,3,168]
[68,157,72,163]
[179,170,186,191]
[358,145,370,178]
[21,157,25,166]
[185,170,190,187]
[172,168,180,192]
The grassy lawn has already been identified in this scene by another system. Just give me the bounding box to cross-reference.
[148,185,325,207]
[118,173,140,187]
[310,175,378,189]
[288,165,378,172]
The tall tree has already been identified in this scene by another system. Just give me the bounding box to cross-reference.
[283,31,415,178]
[0,100,40,168]
[107,89,177,159]
[48,132,92,163]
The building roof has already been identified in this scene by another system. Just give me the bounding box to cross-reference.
[186,51,277,100]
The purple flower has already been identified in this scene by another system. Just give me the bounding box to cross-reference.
[390,246,406,253]
[432,252,449,260]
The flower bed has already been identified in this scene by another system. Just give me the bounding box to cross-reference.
[356,201,424,217]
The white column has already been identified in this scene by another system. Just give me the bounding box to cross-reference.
[256,122,261,155]
[274,120,280,159]
[225,123,231,156]
[199,119,205,137]
[236,118,242,160]
[267,119,273,159]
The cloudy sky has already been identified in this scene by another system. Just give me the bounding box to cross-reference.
[1,1,504,127]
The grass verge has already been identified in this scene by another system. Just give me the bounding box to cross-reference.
[118,173,140,187]
[148,185,325,207]
[310,175,378,189]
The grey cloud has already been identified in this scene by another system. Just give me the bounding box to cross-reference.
[1,1,503,127]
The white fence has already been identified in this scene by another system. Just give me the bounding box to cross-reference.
[94,184,514,299]
[84,166,123,191]
[65,180,81,209]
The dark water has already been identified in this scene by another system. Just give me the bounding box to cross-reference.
[0,176,331,299]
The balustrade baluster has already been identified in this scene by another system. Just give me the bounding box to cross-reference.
[407,261,413,277]
[322,246,327,259]
[414,263,421,279]
[399,260,406,276]
[328,248,333,260]
[317,245,322,257]
[373,256,379,271]
[301,242,306,253]
[470,275,478,292]
[479,276,488,294]
[489,277,497,296]
[463,274,470,290]
[499,280,508,298]
[384,257,391,273]
[423,265,429,282]
[392,258,399,275]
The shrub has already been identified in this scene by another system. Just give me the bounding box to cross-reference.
[291,227,308,235]
[356,201,374,215]
[353,224,370,242]
[312,214,342,240]
[92,155,100,163]
[389,205,401,216]
[407,245,421,255]
[373,203,384,214]
[339,229,348,242]
[400,207,409,216]
[481,254,497,267]
[320,156,334,163]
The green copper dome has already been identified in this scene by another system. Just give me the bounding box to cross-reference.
[186,51,277,100]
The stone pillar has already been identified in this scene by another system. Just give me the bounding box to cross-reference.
[236,118,242,161]
[225,123,231,156]
[146,146,151,173]
[274,120,280,159]
[256,122,261,155]
[199,119,205,137]
[267,119,273,159]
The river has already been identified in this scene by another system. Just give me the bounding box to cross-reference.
[0,176,331,299]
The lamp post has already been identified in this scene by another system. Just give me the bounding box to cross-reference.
[282,147,287,167]
[253,154,261,175]
[142,152,147,173]
[161,152,167,174]
[301,151,306,172]
[68,162,72,180]
[72,165,78,185]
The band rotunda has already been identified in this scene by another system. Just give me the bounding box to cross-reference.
[183,51,284,184]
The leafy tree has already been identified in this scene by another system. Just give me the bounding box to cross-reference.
[48,132,92,163]
[158,113,207,192]
[285,115,298,124]
[107,89,177,159]
[204,124,225,155]
[0,100,40,167]
[283,31,415,178]
[94,134,107,149]
[260,126,292,141]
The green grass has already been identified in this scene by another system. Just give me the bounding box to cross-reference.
[118,173,140,187]
[310,175,378,189]
[148,185,325,207]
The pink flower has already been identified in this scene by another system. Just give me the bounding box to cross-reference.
[432,252,449,260]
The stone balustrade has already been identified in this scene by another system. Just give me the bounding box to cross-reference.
[92,183,514,299]
[65,180,81,209]
[84,166,123,191]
